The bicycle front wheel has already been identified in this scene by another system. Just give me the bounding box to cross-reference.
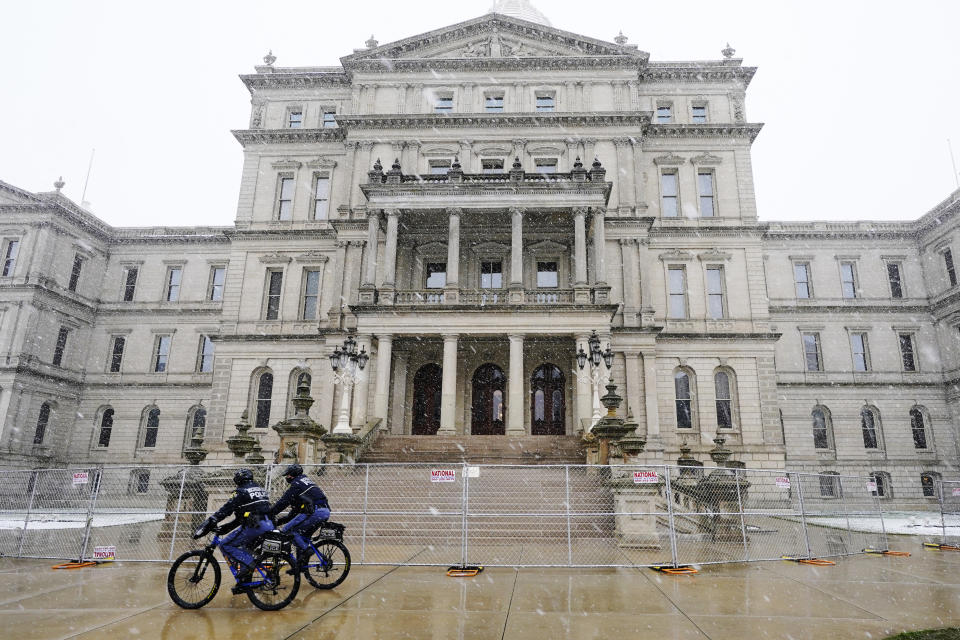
[167,550,221,609]
[305,539,351,590]
[246,553,300,611]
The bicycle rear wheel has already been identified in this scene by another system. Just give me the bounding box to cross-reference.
[305,539,351,590]
[167,550,221,609]
[246,553,300,611]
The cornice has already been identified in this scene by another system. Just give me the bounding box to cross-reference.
[225,227,337,239]
[641,63,757,87]
[232,128,346,146]
[336,112,650,131]
[763,221,916,240]
[112,227,231,244]
[646,123,764,143]
[347,56,643,74]
[240,71,350,92]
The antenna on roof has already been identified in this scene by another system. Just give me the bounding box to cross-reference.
[949,139,959,189]
[81,148,95,209]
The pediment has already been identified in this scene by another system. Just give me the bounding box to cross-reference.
[343,14,647,66]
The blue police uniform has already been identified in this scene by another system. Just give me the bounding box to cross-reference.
[269,474,331,553]
[212,481,273,570]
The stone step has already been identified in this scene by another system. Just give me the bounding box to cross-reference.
[359,434,586,465]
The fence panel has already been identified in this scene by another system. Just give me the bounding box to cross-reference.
[940,480,960,545]
[0,470,36,557]
[16,468,98,560]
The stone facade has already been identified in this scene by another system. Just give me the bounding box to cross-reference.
[0,10,957,506]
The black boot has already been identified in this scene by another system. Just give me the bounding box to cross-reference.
[232,567,254,594]
[286,551,307,575]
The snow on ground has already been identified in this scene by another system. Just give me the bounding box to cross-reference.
[0,511,165,530]
[805,512,960,536]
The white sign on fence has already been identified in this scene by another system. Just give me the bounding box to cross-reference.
[72,472,88,486]
[952,488,960,497]
[867,481,878,492]
[467,466,480,478]
[92,546,116,560]
[775,477,790,489]
[633,471,659,484]
[431,469,456,483]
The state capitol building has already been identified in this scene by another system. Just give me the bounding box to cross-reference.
[1,1,958,505]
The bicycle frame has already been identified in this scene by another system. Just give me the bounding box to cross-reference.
[193,534,272,589]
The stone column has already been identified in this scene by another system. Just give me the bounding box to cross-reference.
[583,138,596,163]
[632,140,645,209]
[439,334,459,435]
[350,335,373,431]
[576,333,593,433]
[565,139,580,171]
[624,350,643,420]
[620,239,640,326]
[359,211,379,303]
[592,208,609,304]
[445,208,461,303]
[573,207,590,303]
[509,207,524,303]
[508,334,525,435]
[373,334,393,421]
[380,209,401,304]
[390,351,408,434]
[641,350,661,449]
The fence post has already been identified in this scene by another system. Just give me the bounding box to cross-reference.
[664,466,679,568]
[167,468,188,562]
[78,468,103,563]
[360,464,370,565]
[939,480,947,545]
[734,468,749,562]
[796,472,813,559]
[17,470,40,558]
[876,481,889,551]
[565,465,573,566]
[839,475,853,556]
[461,462,469,568]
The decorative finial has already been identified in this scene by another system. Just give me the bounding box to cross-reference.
[365,34,379,49]
[573,156,583,169]
[451,156,461,170]
[391,158,402,171]
[614,31,628,46]
[263,50,276,66]
[373,158,383,172]
[722,43,735,59]
[512,156,522,170]
[54,176,65,192]
[592,157,603,170]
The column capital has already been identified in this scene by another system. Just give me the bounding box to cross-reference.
[376,333,393,343]
[572,206,588,217]
[447,207,463,217]
[384,208,402,218]
[613,137,630,147]
[442,333,460,343]
[510,206,525,217]
[508,334,525,342]
[367,209,381,220]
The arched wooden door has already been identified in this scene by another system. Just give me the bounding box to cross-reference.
[472,363,506,435]
[531,364,565,435]
[412,364,442,435]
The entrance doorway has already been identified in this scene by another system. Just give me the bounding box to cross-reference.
[531,364,565,435]
[471,363,506,435]
[412,364,442,435]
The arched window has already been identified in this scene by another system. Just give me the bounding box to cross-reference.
[819,471,841,498]
[714,369,736,429]
[184,405,206,451]
[141,407,160,448]
[531,364,565,435]
[128,469,150,495]
[413,364,443,435]
[472,363,507,435]
[812,406,833,449]
[254,370,274,429]
[860,406,882,449]
[921,472,940,498]
[870,471,891,498]
[34,402,51,444]
[674,369,694,429]
[910,407,930,449]
[97,407,114,448]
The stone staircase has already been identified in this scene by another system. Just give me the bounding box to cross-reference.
[357,434,587,465]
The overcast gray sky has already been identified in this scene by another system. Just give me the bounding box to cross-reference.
[1,0,958,227]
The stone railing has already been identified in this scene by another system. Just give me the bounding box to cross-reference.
[392,289,577,305]
[394,290,445,304]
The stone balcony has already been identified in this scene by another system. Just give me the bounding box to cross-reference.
[374,287,607,307]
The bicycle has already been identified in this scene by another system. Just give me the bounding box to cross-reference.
[298,520,351,590]
[167,520,301,611]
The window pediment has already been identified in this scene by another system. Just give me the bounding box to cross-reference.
[415,241,448,256]
[259,252,292,265]
[471,241,511,256]
[653,153,685,166]
[658,249,694,261]
[690,152,722,165]
[306,157,338,169]
[271,159,303,170]
[527,239,567,254]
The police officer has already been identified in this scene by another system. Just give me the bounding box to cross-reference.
[202,468,273,592]
[269,463,331,571]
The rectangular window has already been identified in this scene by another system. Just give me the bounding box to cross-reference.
[2,239,19,276]
[698,172,715,217]
[819,475,839,498]
[425,263,447,289]
[535,94,555,112]
[302,269,321,320]
[322,110,337,128]
[661,172,679,218]
[481,159,504,174]
[794,263,812,299]
[887,262,903,299]
[850,332,869,372]
[135,470,151,493]
[535,159,558,174]
[706,267,725,319]
[153,335,171,373]
[122,266,138,302]
[536,261,559,288]
[656,104,673,123]
[208,267,225,301]
[165,267,182,302]
[802,333,822,371]
[691,105,707,123]
[429,160,452,175]
[945,249,957,287]
[265,270,283,320]
[109,335,125,373]
[434,95,453,113]
[52,327,69,367]
[840,262,857,298]
[197,335,214,373]
[277,177,294,221]
[899,333,917,371]
[668,267,687,319]
[480,261,502,289]
[68,254,83,292]
[287,110,303,128]
[485,95,504,112]
[313,175,330,220]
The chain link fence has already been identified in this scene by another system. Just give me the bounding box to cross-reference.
[938,480,960,546]
[0,463,910,567]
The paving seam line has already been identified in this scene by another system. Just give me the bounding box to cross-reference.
[62,603,170,639]
[637,566,714,639]
[755,562,889,622]
[499,566,521,640]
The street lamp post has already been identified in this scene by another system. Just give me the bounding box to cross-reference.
[577,330,614,429]
[328,335,369,435]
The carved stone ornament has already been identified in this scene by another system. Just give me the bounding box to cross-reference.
[294,251,330,263]
[653,153,685,166]
[471,241,511,255]
[658,249,694,262]
[306,157,339,169]
[259,252,293,264]
[271,159,303,170]
[690,152,722,165]
[698,248,733,261]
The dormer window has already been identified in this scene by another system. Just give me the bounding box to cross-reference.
[434,95,453,114]
[481,159,505,174]
[535,94,555,112]
[429,159,452,175]
[287,109,303,128]
[535,159,558,174]
[485,95,504,113]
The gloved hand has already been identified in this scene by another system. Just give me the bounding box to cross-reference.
[193,516,216,539]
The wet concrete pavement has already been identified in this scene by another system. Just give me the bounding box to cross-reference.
[3,539,960,639]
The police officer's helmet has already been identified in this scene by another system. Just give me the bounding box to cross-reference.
[283,463,304,483]
[233,468,254,486]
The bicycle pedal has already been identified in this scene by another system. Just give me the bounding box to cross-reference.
[231,584,251,595]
